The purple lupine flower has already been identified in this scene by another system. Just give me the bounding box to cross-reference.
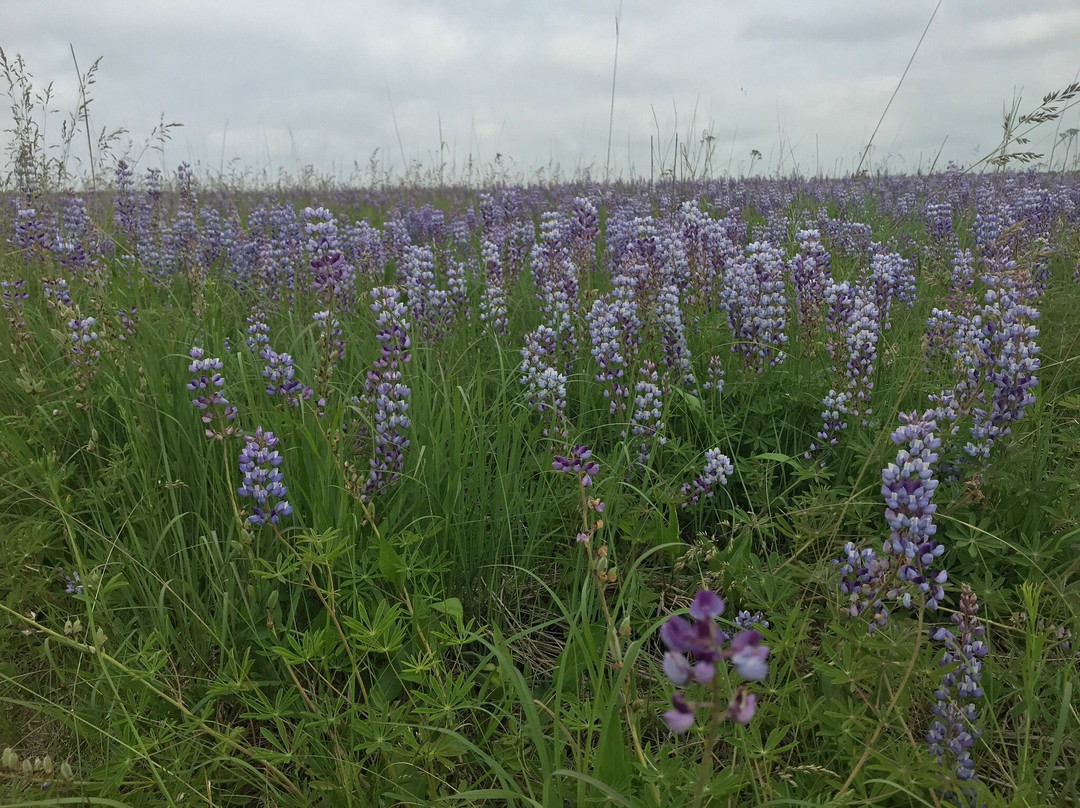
[444,255,470,322]
[725,688,758,724]
[53,194,101,278]
[865,248,917,332]
[929,260,1040,468]
[882,411,946,610]
[262,348,313,407]
[42,278,74,311]
[59,567,84,596]
[587,288,640,414]
[659,590,769,734]
[971,210,1004,261]
[139,168,166,277]
[628,363,666,466]
[842,286,881,427]
[924,201,954,242]
[113,160,139,256]
[655,284,696,388]
[729,629,770,681]
[68,316,100,368]
[237,426,293,526]
[552,444,600,488]
[808,388,852,457]
[966,283,1040,460]
[568,196,600,271]
[170,163,200,277]
[681,448,734,507]
[811,279,879,450]
[187,346,239,440]
[360,286,412,501]
[723,240,789,373]
[834,410,947,631]
[925,249,979,367]
[341,218,385,284]
[531,236,579,367]
[304,206,354,306]
[12,206,53,254]
[520,325,568,436]
[313,309,346,413]
[927,584,987,792]
[1,279,29,314]
[702,354,726,394]
[662,692,697,734]
[789,229,832,355]
[116,307,138,342]
[1,279,29,347]
[245,308,271,355]
[479,239,509,336]
[733,610,769,632]
[835,540,890,632]
[399,244,452,341]
[199,204,226,269]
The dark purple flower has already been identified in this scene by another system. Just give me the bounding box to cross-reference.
[663,692,697,735]
[726,687,757,724]
[237,426,293,526]
[552,444,600,487]
[690,590,726,621]
[730,630,770,681]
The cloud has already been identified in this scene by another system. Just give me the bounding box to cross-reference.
[2,0,1079,181]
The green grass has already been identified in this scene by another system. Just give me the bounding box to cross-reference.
[2,189,1079,807]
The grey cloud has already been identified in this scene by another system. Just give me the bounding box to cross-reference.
[2,0,1079,181]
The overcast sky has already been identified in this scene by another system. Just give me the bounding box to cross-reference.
[3,0,1080,183]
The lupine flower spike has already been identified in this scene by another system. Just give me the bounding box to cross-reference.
[237,427,293,526]
[660,590,770,734]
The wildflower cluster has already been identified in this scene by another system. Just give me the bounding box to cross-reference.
[237,426,293,526]
[115,307,138,342]
[723,241,789,372]
[702,354,725,394]
[187,346,239,439]
[927,584,988,791]
[313,308,346,412]
[587,289,640,414]
[2,279,30,350]
[553,444,612,581]
[262,349,313,407]
[660,590,770,733]
[520,325,568,436]
[835,410,947,631]
[68,316,100,395]
[628,363,666,466]
[788,229,831,352]
[478,239,509,335]
[359,286,412,501]
[681,449,734,507]
[655,284,696,387]
[882,411,947,610]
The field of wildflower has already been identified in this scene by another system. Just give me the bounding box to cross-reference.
[2,161,1080,807]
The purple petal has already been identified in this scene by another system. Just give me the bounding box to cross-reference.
[726,687,757,723]
[690,590,725,621]
[731,640,770,682]
[661,616,694,652]
[691,661,715,684]
[663,708,696,734]
[729,629,762,652]
[662,652,692,686]
[662,692,696,734]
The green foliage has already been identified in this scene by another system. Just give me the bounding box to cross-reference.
[2,193,1079,808]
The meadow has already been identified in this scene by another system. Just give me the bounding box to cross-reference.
[1,163,1079,808]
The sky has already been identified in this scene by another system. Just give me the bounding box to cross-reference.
[3,0,1080,184]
